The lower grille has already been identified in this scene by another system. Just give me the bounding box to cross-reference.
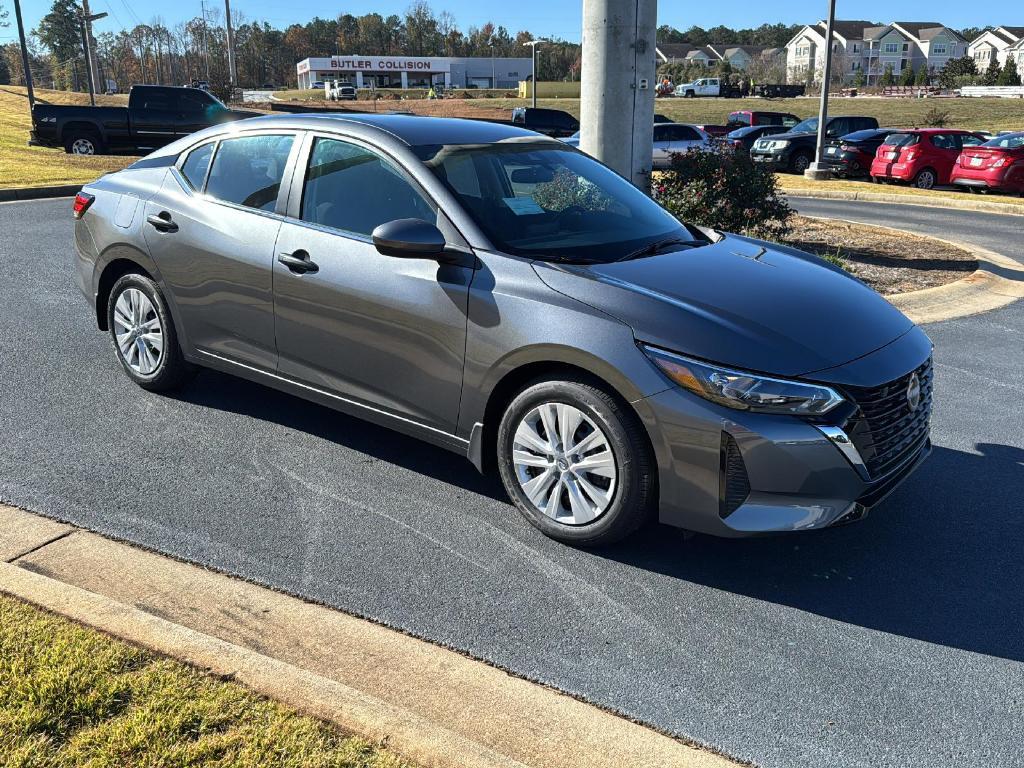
[845,359,933,479]
[719,433,750,518]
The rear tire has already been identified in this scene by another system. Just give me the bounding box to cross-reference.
[64,129,104,155]
[912,168,937,190]
[496,376,656,547]
[107,273,193,392]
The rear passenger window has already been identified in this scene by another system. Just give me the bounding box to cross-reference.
[300,137,435,237]
[205,134,294,212]
[931,134,957,150]
[180,143,214,190]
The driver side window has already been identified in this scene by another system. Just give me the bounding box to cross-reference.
[300,137,435,237]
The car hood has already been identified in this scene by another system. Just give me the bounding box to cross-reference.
[533,233,914,378]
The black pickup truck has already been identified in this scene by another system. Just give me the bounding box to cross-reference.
[30,85,258,155]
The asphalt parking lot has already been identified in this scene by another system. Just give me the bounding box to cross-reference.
[1,197,1022,768]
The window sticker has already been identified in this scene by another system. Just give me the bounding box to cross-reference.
[503,196,546,215]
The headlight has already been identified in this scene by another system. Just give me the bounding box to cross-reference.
[769,140,790,150]
[642,346,844,416]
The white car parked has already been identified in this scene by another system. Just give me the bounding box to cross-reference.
[563,123,714,168]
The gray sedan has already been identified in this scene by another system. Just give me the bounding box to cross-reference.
[72,114,932,545]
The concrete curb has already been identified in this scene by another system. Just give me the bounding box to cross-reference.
[0,184,82,202]
[0,505,739,768]
[807,215,1024,324]
[785,187,1024,216]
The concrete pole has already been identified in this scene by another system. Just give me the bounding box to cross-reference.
[523,40,543,108]
[79,18,96,105]
[13,0,36,110]
[806,0,837,180]
[225,0,237,87]
[579,0,657,191]
[81,0,102,97]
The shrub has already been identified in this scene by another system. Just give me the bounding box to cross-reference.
[923,107,950,127]
[655,148,794,240]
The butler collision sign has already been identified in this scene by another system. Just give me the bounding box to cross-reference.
[295,54,532,90]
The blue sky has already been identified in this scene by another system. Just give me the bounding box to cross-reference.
[14,0,1024,43]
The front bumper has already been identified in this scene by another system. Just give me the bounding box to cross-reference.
[635,329,933,537]
[751,150,789,168]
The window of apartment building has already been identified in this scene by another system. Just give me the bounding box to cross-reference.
[851,43,860,53]
[884,43,900,54]
[933,44,947,55]
[796,46,809,57]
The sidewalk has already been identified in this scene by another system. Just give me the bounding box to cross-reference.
[0,503,739,768]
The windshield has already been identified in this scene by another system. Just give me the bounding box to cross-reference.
[789,118,818,134]
[982,132,1024,150]
[415,142,700,263]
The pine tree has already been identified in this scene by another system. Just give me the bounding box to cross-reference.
[915,64,929,86]
[0,48,9,86]
[997,57,1021,86]
[939,55,977,87]
[880,63,895,87]
[982,57,1001,86]
[853,69,866,88]
[899,63,915,86]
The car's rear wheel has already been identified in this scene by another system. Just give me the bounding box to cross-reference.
[496,377,655,546]
[64,129,103,155]
[912,168,937,190]
[107,273,192,392]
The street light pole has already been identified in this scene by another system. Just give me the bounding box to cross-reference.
[806,0,837,180]
[523,40,544,108]
[225,0,237,87]
[12,0,35,111]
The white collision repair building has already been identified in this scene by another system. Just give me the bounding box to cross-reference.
[296,55,533,89]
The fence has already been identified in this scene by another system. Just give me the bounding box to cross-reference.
[958,86,1024,99]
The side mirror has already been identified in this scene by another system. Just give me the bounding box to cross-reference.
[372,218,446,259]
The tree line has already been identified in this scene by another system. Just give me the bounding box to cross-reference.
[1,0,582,92]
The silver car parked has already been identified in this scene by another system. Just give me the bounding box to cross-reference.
[73,114,932,545]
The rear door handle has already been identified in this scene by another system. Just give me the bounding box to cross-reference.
[146,212,178,233]
[278,249,319,274]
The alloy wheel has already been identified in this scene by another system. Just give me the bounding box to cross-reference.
[113,288,163,375]
[71,138,96,155]
[915,170,936,189]
[511,402,618,525]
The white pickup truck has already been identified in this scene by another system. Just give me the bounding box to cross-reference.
[674,77,739,98]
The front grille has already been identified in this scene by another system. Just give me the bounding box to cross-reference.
[844,359,933,479]
[719,433,751,518]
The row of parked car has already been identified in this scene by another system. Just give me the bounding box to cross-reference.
[722,112,1024,195]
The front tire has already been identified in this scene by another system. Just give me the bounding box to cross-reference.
[107,273,192,392]
[791,151,813,174]
[496,377,656,546]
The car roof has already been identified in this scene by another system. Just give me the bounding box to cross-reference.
[894,128,975,134]
[217,113,546,147]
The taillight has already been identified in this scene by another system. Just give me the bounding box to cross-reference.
[840,144,856,152]
[904,149,918,162]
[993,156,1008,168]
[72,192,95,219]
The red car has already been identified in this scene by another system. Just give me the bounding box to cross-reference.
[871,129,987,189]
[951,132,1024,195]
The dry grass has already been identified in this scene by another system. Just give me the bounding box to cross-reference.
[0,594,410,767]
[0,86,134,188]
[784,214,977,294]
[777,173,1024,209]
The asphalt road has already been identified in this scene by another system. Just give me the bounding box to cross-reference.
[2,197,1022,768]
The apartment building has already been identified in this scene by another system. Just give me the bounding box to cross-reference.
[968,27,1024,68]
[656,44,783,71]
[786,19,967,84]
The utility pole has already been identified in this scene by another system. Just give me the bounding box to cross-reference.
[806,0,837,180]
[12,0,35,111]
[200,0,210,80]
[80,0,105,97]
[523,40,545,107]
[224,0,237,87]
[580,0,657,191]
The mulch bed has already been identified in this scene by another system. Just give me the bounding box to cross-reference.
[784,215,978,295]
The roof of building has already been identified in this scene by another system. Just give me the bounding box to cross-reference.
[892,22,964,42]
[816,20,883,41]
[656,44,696,60]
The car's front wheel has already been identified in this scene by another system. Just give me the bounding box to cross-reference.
[107,273,192,392]
[496,377,656,546]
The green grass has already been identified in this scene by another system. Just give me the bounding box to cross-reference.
[0,595,410,768]
[0,86,134,188]
[456,95,1024,132]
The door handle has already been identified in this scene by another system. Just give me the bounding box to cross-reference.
[146,212,178,233]
[278,249,319,274]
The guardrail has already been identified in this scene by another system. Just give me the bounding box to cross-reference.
[958,86,1024,99]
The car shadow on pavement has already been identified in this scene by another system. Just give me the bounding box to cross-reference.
[170,368,508,503]
[602,443,1024,663]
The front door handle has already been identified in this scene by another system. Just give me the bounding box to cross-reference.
[278,249,319,274]
[146,212,178,233]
